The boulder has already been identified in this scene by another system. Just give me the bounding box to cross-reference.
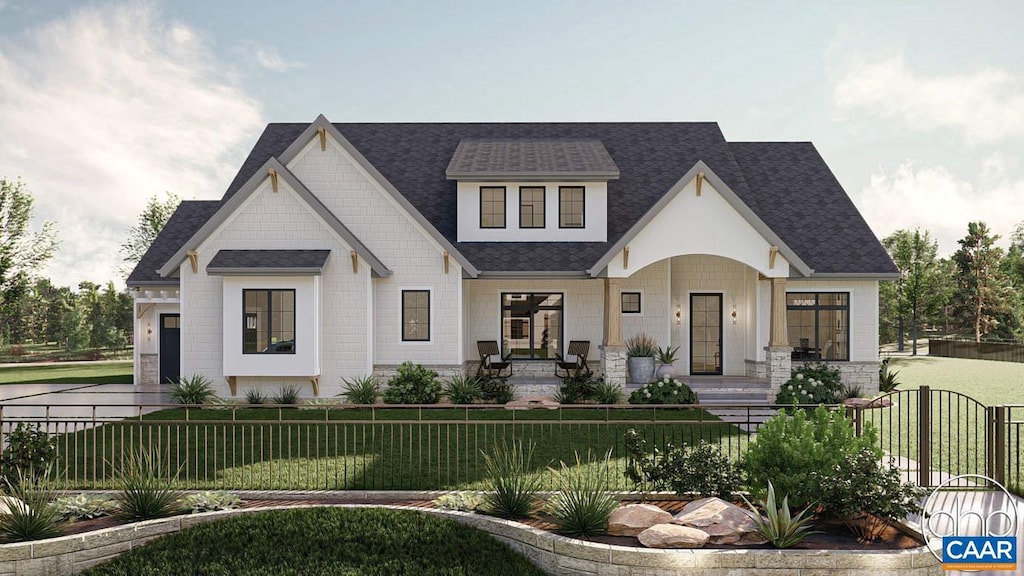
[504,396,559,410]
[672,497,768,545]
[0,496,28,515]
[637,523,709,548]
[607,503,673,536]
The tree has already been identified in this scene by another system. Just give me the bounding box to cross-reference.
[119,192,180,278]
[881,229,946,355]
[952,222,1013,342]
[0,178,58,345]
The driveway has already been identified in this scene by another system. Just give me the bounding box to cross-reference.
[0,382,170,421]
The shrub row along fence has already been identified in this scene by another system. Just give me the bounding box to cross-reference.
[929,336,1024,364]
[0,391,1020,491]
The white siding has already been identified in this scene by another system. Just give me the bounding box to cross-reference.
[621,260,671,347]
[456,181,608,242]
[784,279,879,363]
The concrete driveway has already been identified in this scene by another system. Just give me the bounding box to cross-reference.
[0,382,170,421]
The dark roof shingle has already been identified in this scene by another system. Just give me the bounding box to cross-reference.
[206,250,331,274]
[445,139,619,180]
[126,200,220,286]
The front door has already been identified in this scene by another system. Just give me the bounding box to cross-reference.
[690,294,722,375]
[159,314,180,385]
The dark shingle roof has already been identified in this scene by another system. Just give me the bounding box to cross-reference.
[445,139,620,180]
[126,200,220,286]
[141,122,894,277]
[206,250,331,274]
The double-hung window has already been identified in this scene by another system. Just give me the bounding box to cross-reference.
[480,186,506,228]
[402,290,431,341]
[559,186,585,228]
[243,289,296,354]
[519,186,545,228]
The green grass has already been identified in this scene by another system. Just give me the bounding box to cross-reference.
[82,507,547,576]
[0,343,132,364]
[52,406,744,491]
[0,361,133,385]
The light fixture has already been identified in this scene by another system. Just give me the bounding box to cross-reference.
[675,304,682,326]
[731,304,738,325]
[146,323,153,341]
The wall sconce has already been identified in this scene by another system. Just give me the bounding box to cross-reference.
[146,323,153,341]
[675,305,682,326]
[731,304,738,325]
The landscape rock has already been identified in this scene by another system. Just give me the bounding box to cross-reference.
[504,396,560,410]
[637,523,709,548]
[607,504,673,536]
[0,496,28,515]
[672,497,768,545]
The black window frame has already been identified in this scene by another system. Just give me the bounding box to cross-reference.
[402,290,431,342]
[500,292,564,360]
[621,291,642,314]
[242,289,296,355]
[558,186,585,228]
[479,186,507,229]
[518,186,546,229]
[786,292,850,362]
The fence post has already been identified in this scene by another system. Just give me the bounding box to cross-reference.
[994,406,1007,485]
[846,405,862,437]
[918,386,931,487]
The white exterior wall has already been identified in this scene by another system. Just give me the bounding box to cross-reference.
[287,139,461,367]
[181,177,370,398]
[456,181,607,242]
[621,260,671,348]
[132,299,179,385]
[784,279,879,363]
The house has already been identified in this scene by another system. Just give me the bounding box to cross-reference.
[127,116,898,398]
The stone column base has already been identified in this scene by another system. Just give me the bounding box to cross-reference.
[600,345,627,386]
[764,346,792,398]
[140,353,158,386]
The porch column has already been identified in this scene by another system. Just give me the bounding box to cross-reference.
[601,278,627,386]
[765,277,791,396]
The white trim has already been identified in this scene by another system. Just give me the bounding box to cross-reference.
[665,259,673,352]
[399,286,434,345]
[366,274,374,374]
[456,268,464,365]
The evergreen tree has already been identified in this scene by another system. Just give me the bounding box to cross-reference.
[952,222,1013,342]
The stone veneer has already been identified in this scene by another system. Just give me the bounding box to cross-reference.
[139,354,158,386]
[764,347,792,396]
[600,345,627,386]
[0,505,941,576]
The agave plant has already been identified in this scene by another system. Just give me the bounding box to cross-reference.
[547,451,618,537]
[340,375,379,404]
[170,375,217,405]
[740,481,819,548]
[480,439,544,519]
[115,448,182,521]
[0,469,64,542]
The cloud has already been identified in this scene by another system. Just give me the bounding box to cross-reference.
[854,160,1024,255]
[0,2,264,288]
[252,46,304,72]
[834,56,1024,143]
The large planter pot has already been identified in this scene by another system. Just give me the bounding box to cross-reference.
[655,363,676,380]
[628,357,656,384]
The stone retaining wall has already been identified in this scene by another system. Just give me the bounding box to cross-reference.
[0,505,941,576]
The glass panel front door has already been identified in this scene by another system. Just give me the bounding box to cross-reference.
[690,294,722,375]
[501,293,563,359]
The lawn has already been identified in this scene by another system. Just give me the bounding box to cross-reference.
[0,342,131,363]
[52,405,745,491]
[0,360,134,385]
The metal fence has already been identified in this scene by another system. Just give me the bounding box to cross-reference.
[930,336,1024,364]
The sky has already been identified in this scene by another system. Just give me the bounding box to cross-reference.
[0,0,1022,288]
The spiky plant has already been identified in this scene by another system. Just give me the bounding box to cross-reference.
[740,481,819,548]
[547,451,618,537]
[115,449,182,521]
[480,439,544,519]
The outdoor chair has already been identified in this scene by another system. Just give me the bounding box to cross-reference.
[477,340,513,378]
[555,340,591,378]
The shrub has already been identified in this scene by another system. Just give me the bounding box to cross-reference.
[740,481,818,548]
[547,451,618,537]
[480,376,515,404]
[433,491,485,512]
[879,357,901,393]
[623,430,739,499]
[115,449,182,521]
[480,439,544,519]
[271,386,301,405]
[628,376,697,405]
[624,333,657,358]
[843,383,863,399]
[299,398,338,409]
[444,374,483,405]
[244,389,266,405]
[554,369,598,404]
[813,450,925,541]
[592,380,623,404]
[742,405,880,507]
[774,362,843,405]
[171,374,217,405]
[0,471,64,542]
[0,423,57,488]
[53,493,118,521]
[383,362,441,404]
[183,491,242,514]
[340,375,379,404]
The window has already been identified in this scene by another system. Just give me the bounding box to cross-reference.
[559,186,585,228]
[786,292,849,361]
[519,186,545,228]
[480,186,506,228]
[243,290,295,354]
[501,293,563,359]
[402,290,431,341]
[621,292,641,314]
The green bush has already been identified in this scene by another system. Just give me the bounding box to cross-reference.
[0,471,64,542]
[183,491,242,514]
[628,376,697,405]
[244,389,266,405]
[82,508,546,576]
[547,451,618,537]
[740,481,818,548]
[0,423,57,487]
[879,358,901,393]
[53,493,119,521]
[115,449,182,521]
[624,333,657,357]
[623,430,739,499]
[480,376,515,404]
[481,439,544,519]
[554,370,598,404]
[443,374,483,405]
[433,491,485,512]
[340,375,379,404]
[742,406,880,507]
[383,362,441,404]
[774,362,844,405]
[592,380,623,404]
[812,450,925,541]
[170,374,217,405]
[271,386,301,405]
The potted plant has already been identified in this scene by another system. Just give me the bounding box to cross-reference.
[655,345,679,379]
[625,333,657,384]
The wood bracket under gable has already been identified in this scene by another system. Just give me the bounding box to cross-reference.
[186,250,198,273]
[695,172,705,196]
[268,168,279,193]
[769,245,779,270]
[317,126,327,151]
[622,246,630,270]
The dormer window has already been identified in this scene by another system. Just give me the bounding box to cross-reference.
[559,186,585,228]
[480,186,506,228]
[519,186,545,228]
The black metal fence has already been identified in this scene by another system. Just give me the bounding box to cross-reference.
[930,336,1024,364]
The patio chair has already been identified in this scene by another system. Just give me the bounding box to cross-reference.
[477,341,512,378]
[555,340,591,378]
